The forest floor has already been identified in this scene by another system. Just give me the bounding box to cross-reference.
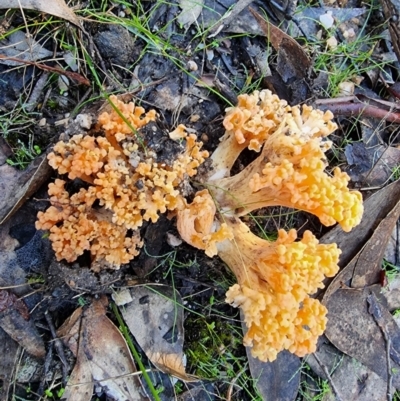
[1,0,400,400]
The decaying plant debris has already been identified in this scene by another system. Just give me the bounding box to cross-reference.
[2,0,400,400]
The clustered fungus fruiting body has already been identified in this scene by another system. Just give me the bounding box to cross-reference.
[177,90,363,362]
[36,95,208,270]
[37,90,363,361]
[217,218,340,361]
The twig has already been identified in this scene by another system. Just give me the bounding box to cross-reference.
[0,55,90,86]
[385,336,393,401]
[38,344,53,396]
[226,365,246,401]
[367,292,393,401]
[313,353,344,401]
[315,100,400,123]
[44,310,70,385]
[208,0,254,35]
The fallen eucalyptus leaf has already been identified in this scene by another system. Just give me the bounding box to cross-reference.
[324,285,400,387]
[241,311,300,401]
[177,0,203,30]
[322,184,400,302]
[249,7,311,81]
[247,350,300,401]
[0,31,53,66]
[0,0,80,27]
[0,327,19,400]
[58,296,149,401]
[0,151,52,225]
[345,142,400,187]
[351,197,400,288]
[0,300,45,359]
[306,341,389,401]
[114,285,197,382]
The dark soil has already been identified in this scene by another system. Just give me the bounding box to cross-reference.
[1,0,399,400]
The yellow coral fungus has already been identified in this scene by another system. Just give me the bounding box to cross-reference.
[219,218,340,362]
[209,90,291,179]
[36,179,142,270]
[37,97,208,268]
[175,89,363,361]
[208,90,337,181]
[176,190,233,257]
[38,89,363,362]
[209,96,363,232]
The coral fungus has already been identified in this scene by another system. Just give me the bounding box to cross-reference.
[38,89,363,362]
[208,90,363,232]
[177,192,341,361]
[36,96,208,268]
[176,90,363,361]
[208,90,289,179]
[176,189,233,257]
[219,218,340,362]
[36,179,142,271]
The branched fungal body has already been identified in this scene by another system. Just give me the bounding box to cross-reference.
[38,90,363,360]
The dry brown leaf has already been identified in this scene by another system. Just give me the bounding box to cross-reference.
[345,142,400,187]
[0,290,29,319]
[0,222,45,359]
[324,285,400,387]
[307,341,389,401]
[0,327,19,400]
[351,198,400,287]
[0,303,45,358]
[0,55,90,86]
[1,0,80,27]
[0,152,52,225]
[380,0,400,63]
[240,311,300,400]
[320,180,400,392]
[58,297,149,401]
[249,7,311,80]
[0,30,53,66]
[246,350,300,401]
[177,0,203,30]
[57,307,83,356]
[62,337,93,401]
[322,186,400,301]
[114,285,197,382]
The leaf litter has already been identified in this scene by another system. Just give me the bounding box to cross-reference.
[57,296,149,401]
[113,285,197,382]
[2,0,400,400]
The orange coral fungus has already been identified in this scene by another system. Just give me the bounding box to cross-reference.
[209,90,291,179]
[218,218,340,362]
[98,95,157,141]
[209,92,363,232]
[37,97,208,268]
[208,89,337,181]
[174,89,364,362]
[36,179,142,271]
[176,190,233,257]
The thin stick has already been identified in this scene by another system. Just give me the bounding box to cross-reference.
[44,310,70,385]
[313,353,344,401]
[367,293,393,401]
[226,365,246,401]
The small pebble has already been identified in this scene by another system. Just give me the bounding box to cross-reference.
[75,114,93,130]
[187,60,198,71]
[320,11,334,30]
[338,81,354,96]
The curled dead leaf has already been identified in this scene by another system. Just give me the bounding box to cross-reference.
[1,0,81,27]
